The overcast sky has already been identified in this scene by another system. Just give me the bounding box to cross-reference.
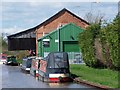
[1,0,119,35]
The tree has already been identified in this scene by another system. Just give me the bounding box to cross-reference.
[84,12,104,24]
[79,15,119,70]
[100,15,119,70]
[0,36,8,54]
[78,23,102,68]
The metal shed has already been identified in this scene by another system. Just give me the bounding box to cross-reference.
[7,28,36,51]
[38,23,84,64]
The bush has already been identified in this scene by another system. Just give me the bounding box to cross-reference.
[78,24,101,67]
[100,16,119,70]
[16,50,29,64]
[79,15,119,70]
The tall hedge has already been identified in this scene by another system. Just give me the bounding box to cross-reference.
[79,15,119,70]
[100,16,119,70]
[78,24,101,67]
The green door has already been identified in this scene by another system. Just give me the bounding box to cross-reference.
[63,41,80,52]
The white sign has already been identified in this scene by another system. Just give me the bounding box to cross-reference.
[43,39,50,41]
[55,40,59,42]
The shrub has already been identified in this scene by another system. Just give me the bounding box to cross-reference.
[79,15,119,70]
[100,16,119,70]
[78,24,101,67]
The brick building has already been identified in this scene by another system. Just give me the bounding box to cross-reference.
[35,8,89,55]
[8,8,89,56]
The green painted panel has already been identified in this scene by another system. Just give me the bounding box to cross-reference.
[60,23,83,42]
[63,41,79,52]
[38,41,43,56]
[38,41,40,56]
[43,33,58,52]
[38,23,84,57]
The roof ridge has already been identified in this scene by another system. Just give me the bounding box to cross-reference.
[36,8,89,29]
[8,8,89,38]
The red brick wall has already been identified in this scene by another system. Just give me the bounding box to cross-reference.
[36,12,89,55]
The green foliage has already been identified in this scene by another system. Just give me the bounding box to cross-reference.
[100,16,119,70]
[78,15,119,70]
[0,36,29,64]
[16,50,29,64]
[0,37,8,54]
[78,24,101,67]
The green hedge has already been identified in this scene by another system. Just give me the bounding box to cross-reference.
[78,16,119,70]
[78,24,100,67]
[100,16,119,70]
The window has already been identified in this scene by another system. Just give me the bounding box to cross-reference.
[43,39,50,47]
[43,41,50,47]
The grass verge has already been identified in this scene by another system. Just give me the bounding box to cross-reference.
[70,64,119,88]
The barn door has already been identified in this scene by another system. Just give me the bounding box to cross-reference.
[63,41,83,64]
[63,41,79,52]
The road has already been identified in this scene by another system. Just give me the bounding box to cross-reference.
[1,64,96,89]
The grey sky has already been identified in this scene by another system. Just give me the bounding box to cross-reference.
[1,1,118,35]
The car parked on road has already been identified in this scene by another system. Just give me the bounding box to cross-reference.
[0,53,7,64]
